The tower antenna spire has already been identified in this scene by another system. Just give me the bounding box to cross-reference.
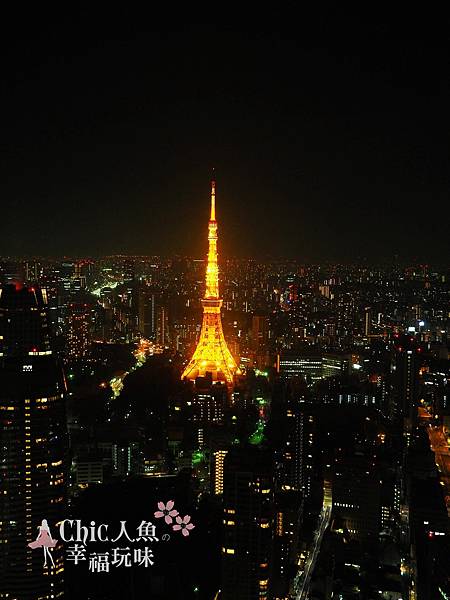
[210,168,216,221]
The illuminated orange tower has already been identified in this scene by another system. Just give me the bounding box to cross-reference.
[181,178,238,384]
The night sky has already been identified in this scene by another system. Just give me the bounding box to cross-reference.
[1,11,449,262]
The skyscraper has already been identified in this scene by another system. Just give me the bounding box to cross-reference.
[332,452,382,541]
[364,306,372,337]
[137,286,156,339]
[251,313,270,369]
[0,284,67,599]
[65,302,92,363]
[272,489,301,597]
[181,179,238,383]
[221,446,273,600]
[191,380,227,424]
[212,449,228,495]
[392,334,421,433]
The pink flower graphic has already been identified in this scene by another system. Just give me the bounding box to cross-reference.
[154,500,178,524]
[173,515,195,537]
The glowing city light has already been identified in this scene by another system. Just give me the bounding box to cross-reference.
[249,419,266,446]
[181,179,238,383]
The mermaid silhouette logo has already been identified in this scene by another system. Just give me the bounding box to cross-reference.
[28,519,57,567]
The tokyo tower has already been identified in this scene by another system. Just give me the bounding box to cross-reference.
[181,178,238,383]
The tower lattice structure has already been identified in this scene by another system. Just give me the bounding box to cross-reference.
[181,179,238,383]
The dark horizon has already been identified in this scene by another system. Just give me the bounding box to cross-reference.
[1,12,449,262]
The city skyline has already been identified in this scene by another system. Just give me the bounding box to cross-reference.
[1,226,449,599]
[1,13,449,600]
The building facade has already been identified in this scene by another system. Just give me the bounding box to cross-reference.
[0,284,68,599]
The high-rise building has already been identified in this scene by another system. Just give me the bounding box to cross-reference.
[59,262,86,303]
[137,287,156,339]
[272,489,302,597]
[277,401,304,492]
[65,302,92,363]
[191,380,227,424]
[221,446,273,600]
[332,452,381,541]
[392,335,421,432]
[156,304,170,347]
[122,258,135,286]
[279,352,344,384]
[251,313,270,368]
[137,287,170,345]
[271,381,315,500]
[302,413,315,500]
[211,449,228,495]
[364,306,372,337]
[0,284,67,599]
[181,179,238,383]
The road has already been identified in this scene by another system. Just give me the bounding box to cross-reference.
[427,425,450,516]
[294,504,331,600]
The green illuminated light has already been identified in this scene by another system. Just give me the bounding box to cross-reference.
[249,419,266,445]
[192,450,205,466]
